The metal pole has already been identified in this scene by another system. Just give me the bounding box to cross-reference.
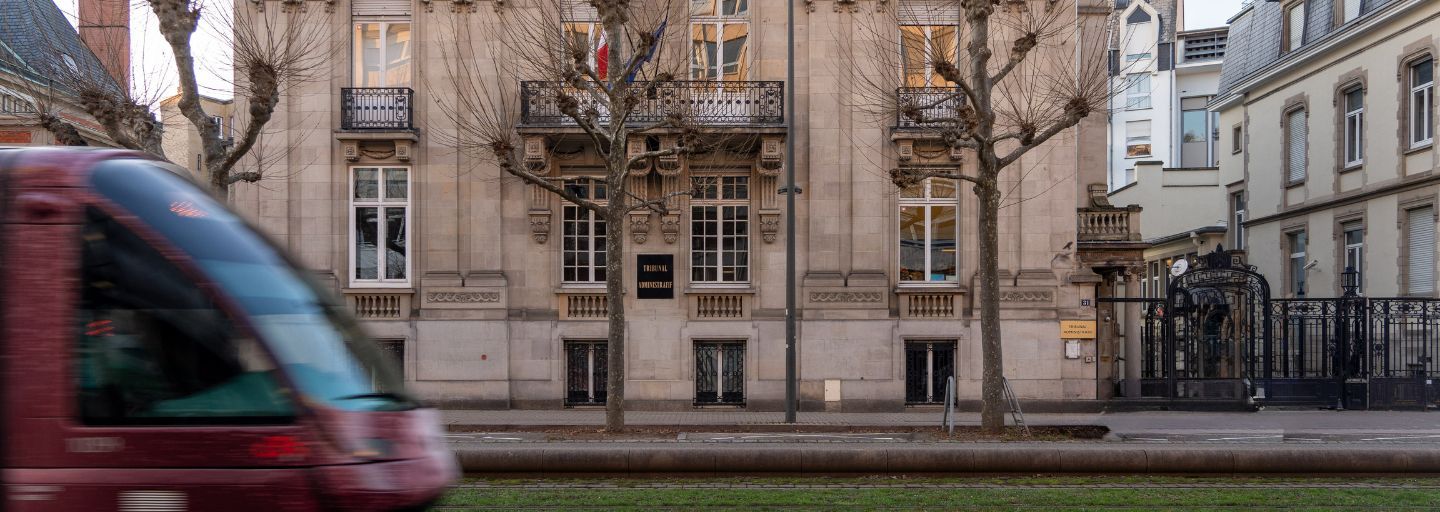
[784,0,798,424]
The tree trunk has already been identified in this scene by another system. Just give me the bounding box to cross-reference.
[975,177,1005,433]
[603,202,627,432]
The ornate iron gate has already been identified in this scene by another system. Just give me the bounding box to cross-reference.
[565,341,607,405]
[1161,250,1270,400]
[695,342,745,405]
[905,341,956,404]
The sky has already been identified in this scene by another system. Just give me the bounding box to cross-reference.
[1185,0,1248,30]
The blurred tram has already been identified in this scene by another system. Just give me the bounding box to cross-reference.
[0,148,455,511]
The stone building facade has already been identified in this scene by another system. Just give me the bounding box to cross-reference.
[230,0,1136,410]
[1216,0,1439,299]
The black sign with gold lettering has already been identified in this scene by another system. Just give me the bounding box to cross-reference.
[636,254,674,299]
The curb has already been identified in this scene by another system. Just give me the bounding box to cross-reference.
[454,444,1440,474]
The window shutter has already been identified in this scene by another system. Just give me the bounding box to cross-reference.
[899,0,961,25]
[1409,207,1436,294]
[353,0,411,16]
[1287,110,1307,182]
[1286,4,1305,50]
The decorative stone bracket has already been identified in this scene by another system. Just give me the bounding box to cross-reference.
[523,135,549,172]
[805,0,887,13]
[758,210,781,244]
[529,209,552,244]
[757,135,784,177]
[337,134,415,163]
[660,214,682,244]
[630,212,652,244]
[252,0,334,13]
[421,0,502,13]
[628,136,651,175]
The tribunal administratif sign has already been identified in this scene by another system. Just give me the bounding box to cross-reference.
[636,254,674,299]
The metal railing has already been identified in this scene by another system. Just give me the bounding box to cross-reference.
[895,87,964,129]
[519,81,784,127]
[341,87,414,130]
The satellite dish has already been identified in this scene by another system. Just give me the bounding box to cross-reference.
[1170,259,1189,277]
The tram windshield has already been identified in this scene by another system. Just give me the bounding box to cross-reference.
[88,159,412,413]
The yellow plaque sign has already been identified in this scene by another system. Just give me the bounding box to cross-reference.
[1060,320,1097,339]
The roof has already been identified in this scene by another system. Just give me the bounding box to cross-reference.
[1216,0,1403,97]
[1110,0,1180,47]
[1145,224,1228,246]
[0,0,119,95]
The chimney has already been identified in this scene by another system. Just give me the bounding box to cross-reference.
[78,0,129,89]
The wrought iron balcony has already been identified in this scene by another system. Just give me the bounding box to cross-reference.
[519,81,784,127]
[341,87,414,131]
[895,87,964,129]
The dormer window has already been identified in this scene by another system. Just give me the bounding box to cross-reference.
[1126,9,1152,25]
[1284,1,1306,53]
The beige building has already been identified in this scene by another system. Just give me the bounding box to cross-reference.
[1216,0,1439,299]
[1109,161,1234,298]
[159,93,236,179]
[230,0,1142,410]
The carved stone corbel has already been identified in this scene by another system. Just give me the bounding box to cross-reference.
[341,140,359,162]
[523,135,549,173]
[660,214,682,244]
[757,134,784,177]
[896,138,914,162]
[655,135,684,176]
[529,209,552,244]
[629,212,652,244]
[759,210,781,244]
[395,140,412,162]
[628,136,651,175]
[948,144,964,162]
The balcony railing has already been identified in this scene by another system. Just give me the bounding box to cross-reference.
[341,87,414,130]
[896,87,964,129]
[519,81,784,127]
[1077,207,1142,243]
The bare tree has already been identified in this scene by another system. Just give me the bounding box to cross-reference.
[435,0,750,432]
[30,0,329,197]
[848,0,1116,432]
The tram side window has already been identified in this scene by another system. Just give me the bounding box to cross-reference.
[75,207,294,425]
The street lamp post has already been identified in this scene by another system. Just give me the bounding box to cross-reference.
[784,0,798,424]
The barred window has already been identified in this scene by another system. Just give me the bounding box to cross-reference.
[690,175,749,284]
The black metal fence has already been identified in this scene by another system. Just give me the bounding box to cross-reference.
[895,87,964,129]
[341,87,414,130]
[519,81,784,127]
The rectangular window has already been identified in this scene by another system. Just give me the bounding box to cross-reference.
[1411,58,1434,148]
[1231,191,1246,251]
[1342,221,1364,292]
[1407,207,1436,295]
[899,177,958,283]
[562,180,608,284]
[691,176,750,284]
[904,341,956,404]
[690,1,749,81]
[1180,97,1212,167]
[1285,2,1306,52]
[353,22,412,87]
[1232,124,1243,154]
[563,21,603,74]
[1343,88,1364,167]
[1125,120,1152,158]
[1342,0,1361,23]
[1124,74,1151,110]
[565,341,607,405]
[1124,167,1136,185]
[1288,231,1308,297]
[694,341,744,405]
[1125,52,1151,62]
[352,167,409,285]
[900,25,958,87]
[1286,109,1308,183]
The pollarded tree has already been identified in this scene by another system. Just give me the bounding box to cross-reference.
[848,0,1116,432]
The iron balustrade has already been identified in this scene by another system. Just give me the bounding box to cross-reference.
[1369,299,1440,378]
[895,87,964,129]
[341,87,414,130]
[519,81,784,127]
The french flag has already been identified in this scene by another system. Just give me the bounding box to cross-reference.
[596,30,609,79]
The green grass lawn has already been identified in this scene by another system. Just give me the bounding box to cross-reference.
[437,477,1440,510]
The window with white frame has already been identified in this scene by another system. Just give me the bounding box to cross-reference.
[1288,231,1308,297]
[1286,108,1308,183]
[1125,120,1152,158]
[1411,58,1434,148]
[900,25,958,88]
[1343,87,1364,167]
[1284,1,1305,53]
[562,179,608,284]
[1231,191,1246,251]
[899,177,958,283]
[691,175,750,284]
[352,167,409,285]
[1342,221,1364,292]
[1342,0,1361,23]
[353,21,412,87]
[689,0,749,81]
[1407,207,1436,295]
[1124,74,1151,110]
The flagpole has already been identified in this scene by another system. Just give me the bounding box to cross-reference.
[783,0,798,424]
